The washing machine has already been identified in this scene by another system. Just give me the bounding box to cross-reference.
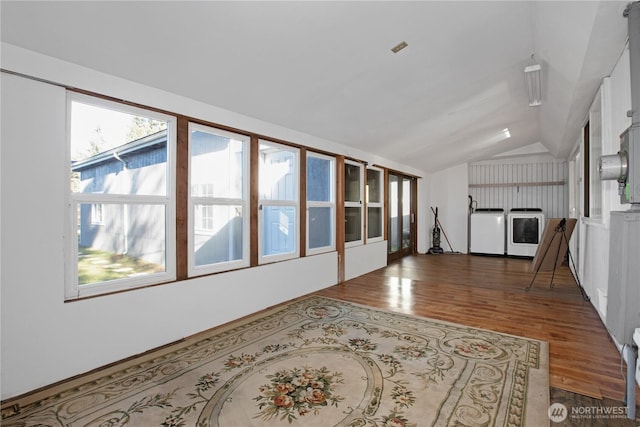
[507,208,545,257]
[470,209,505,255]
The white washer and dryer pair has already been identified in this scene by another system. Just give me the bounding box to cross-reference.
[470,208,545,257]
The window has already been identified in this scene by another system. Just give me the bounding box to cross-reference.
[189,123,250,275]
[366,167,383,241]
[91,203,104,225]
[306,152,336,254]
[259,140,299,263]
[67,93,176,299]
[344,161,364,246]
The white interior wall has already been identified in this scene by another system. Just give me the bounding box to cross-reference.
[0,71,339,399]
[576,47,631,322]
[426,164,469,254]
[0,45,418,399]
[345,241,387,280]
[469,155,569,219]
[582,225,611,318]
[416,177,429,254]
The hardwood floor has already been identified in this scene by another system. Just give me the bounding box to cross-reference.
[1,253,629,411]
[315,253,629,403]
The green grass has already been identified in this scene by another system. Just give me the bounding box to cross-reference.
[78,247,164,285]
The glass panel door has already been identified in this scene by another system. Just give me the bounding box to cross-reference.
[402,177,411,249]
[388,173,416,261]
[389,174,400,252]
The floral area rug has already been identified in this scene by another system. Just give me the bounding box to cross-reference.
[2,296,549,426]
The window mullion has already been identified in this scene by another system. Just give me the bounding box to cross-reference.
[192,196,245,205]
[176,116,189,280]
[72,193,170,204]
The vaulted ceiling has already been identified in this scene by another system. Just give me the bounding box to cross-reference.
[0,1,630,173]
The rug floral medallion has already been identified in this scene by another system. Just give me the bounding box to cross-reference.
[2,296,549,427]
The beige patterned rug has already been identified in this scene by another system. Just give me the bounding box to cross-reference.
[2,296,549,426]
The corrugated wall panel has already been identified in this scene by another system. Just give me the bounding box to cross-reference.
[469,160,568,219]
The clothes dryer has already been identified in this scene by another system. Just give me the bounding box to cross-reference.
[507,208,545,257]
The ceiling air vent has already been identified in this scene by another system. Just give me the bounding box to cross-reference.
[390,41,408,53]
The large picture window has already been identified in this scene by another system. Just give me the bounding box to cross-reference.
[306,152,336,254]
[67,93,176,299]
[259,140,300,263]
[189,124,250,275]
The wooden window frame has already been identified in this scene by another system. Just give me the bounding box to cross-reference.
[344,160,364,248]
[306,151,336,256]
[61,86,419,298]
[365,166,384,243]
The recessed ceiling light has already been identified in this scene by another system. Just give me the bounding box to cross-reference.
[391,41,408,53]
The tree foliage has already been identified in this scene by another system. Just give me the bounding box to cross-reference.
[127,117,167,141]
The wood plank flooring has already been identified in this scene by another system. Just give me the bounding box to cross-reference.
[315,253,629,403]
[3,252,631,420]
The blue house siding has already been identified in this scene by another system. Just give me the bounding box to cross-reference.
[78,203,166,266]
[73,133,168,265]
[194,216,243,265]
[262,206,296,256]
[73,130,249,267]
[75,147,168,195]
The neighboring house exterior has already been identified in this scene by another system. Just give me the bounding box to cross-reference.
[71,131,169,266]
[71,129,247,266]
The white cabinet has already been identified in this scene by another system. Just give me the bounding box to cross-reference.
[605,211,640,345]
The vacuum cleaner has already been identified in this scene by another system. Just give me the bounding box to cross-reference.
[428,207,445,254]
